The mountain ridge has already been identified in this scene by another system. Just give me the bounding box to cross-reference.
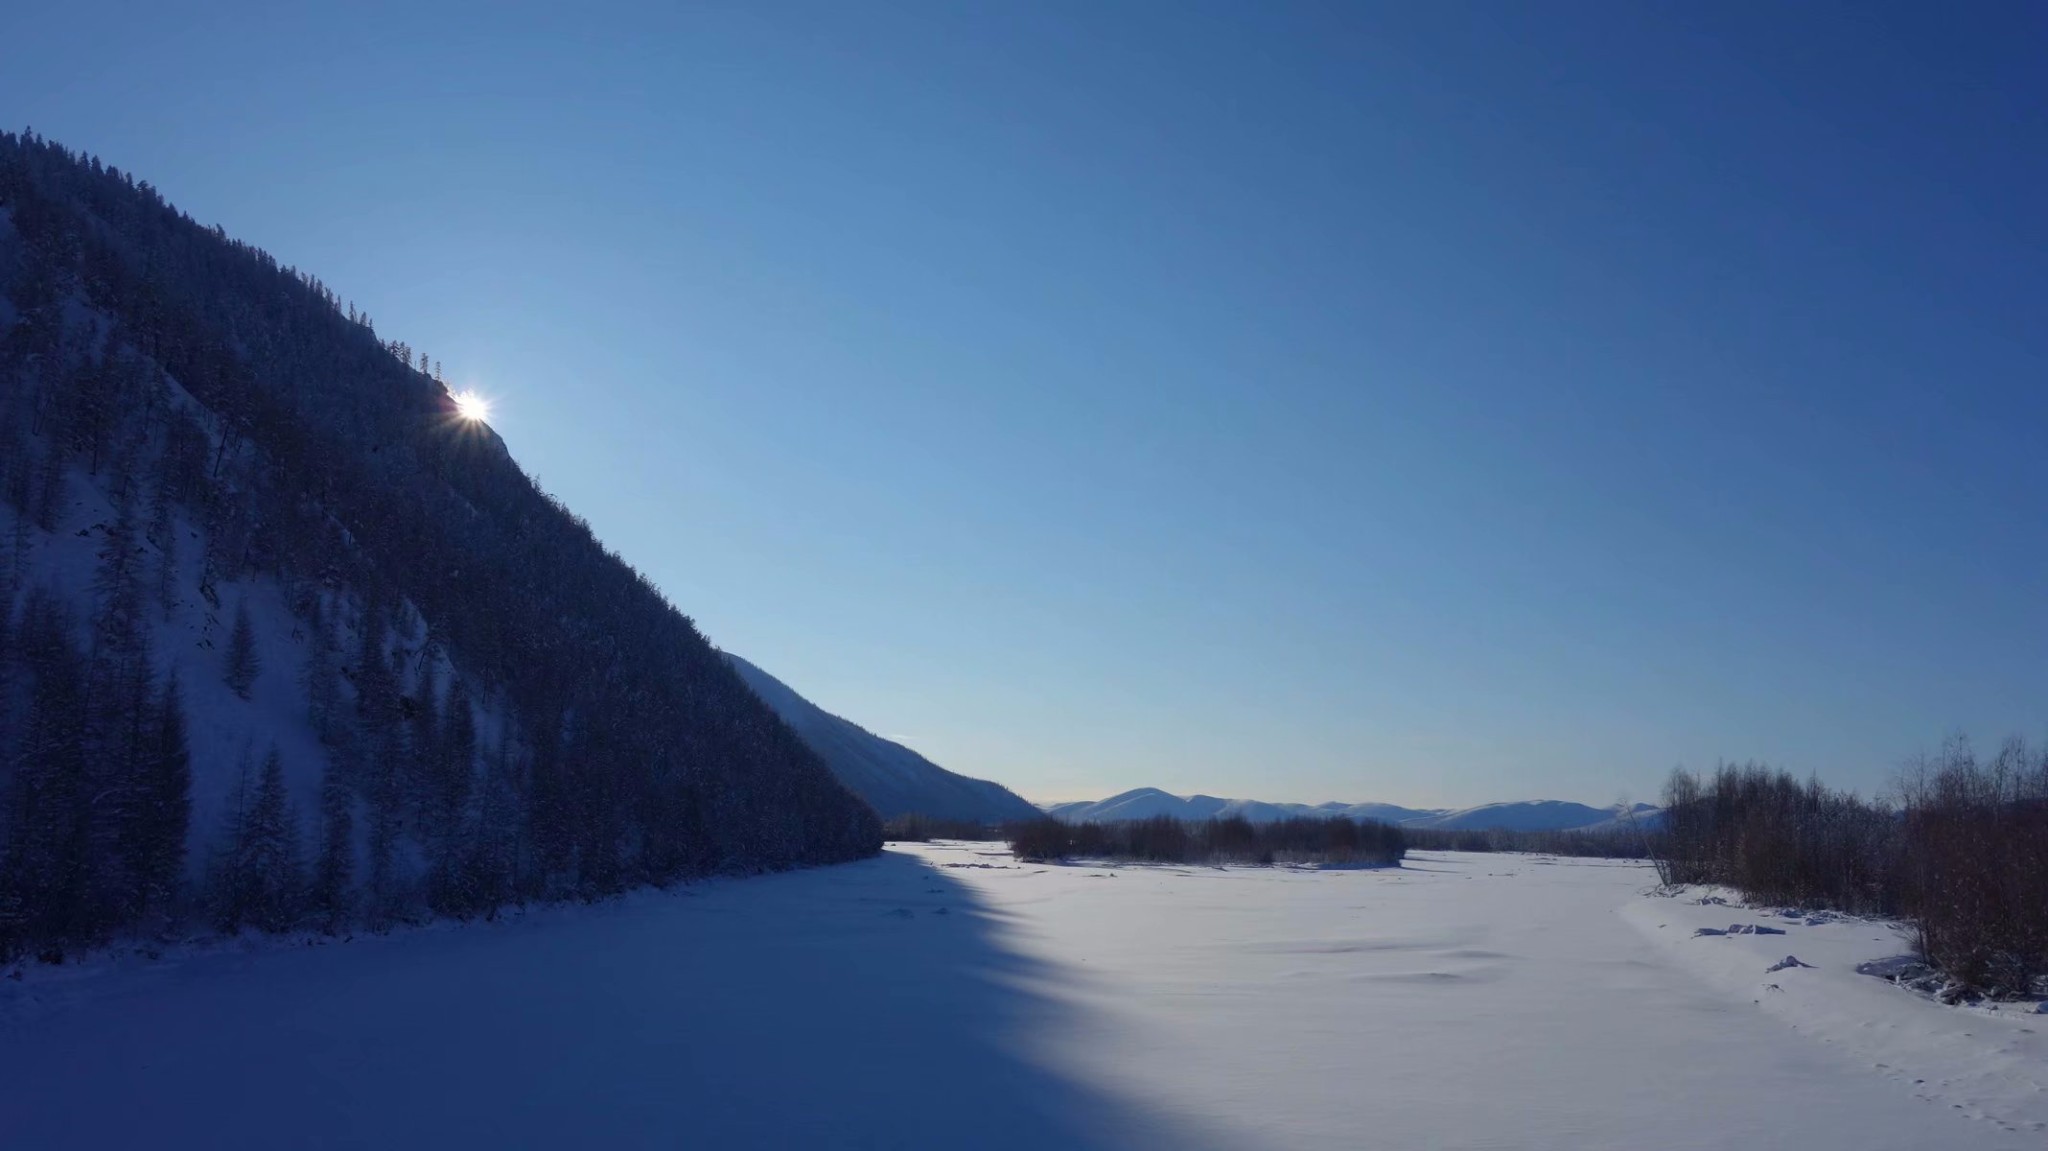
[1043,789,1657,832]
[724,654,1040,824]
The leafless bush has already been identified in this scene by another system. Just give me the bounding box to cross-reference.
[1656,743,2047,997]
[1896,738,2048,996]
[1654,762,1902,911]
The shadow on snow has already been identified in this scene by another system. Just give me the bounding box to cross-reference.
[0,849,1222,1150]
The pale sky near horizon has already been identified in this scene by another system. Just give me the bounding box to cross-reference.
[5,1,2044,807]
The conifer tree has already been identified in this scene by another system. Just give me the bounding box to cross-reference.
[441,678,477,830]
[31,435,65,531]
[305,616,343,745]
[88,483,155,923]
[210,747,303,933]
[122,673,192,925]
[425,676,478,913]
[208,750,256,933]
[468,738,522,914]
[364,742,402,927]
[407,666,441,826]
[311,754,354,934]
[3,465,32,599]
[146,478,177,620]
[7,591,94,948]
[355,601,404,924]
[245,748,303,932]
[224,596,258,698]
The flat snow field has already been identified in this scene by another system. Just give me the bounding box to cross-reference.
[3,848,2042,1149]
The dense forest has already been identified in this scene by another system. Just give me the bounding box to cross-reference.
[0,131,880,962]
[1010,813,1408,867]
[1401,823,1657,859]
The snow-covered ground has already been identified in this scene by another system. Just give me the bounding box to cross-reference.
[3,848,2041,1149]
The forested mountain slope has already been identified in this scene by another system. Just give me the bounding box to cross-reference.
[725,654,1039,823]
[0,132,879,961]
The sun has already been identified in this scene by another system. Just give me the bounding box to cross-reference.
[453,390,491,423]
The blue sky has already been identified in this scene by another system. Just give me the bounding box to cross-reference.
[6,2,2044,805]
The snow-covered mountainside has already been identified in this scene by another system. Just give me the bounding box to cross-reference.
[1046,788,1655,832]
[0,132,879,962]
[724,654,1039,823]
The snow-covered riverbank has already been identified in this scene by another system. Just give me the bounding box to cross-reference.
[3,847,2039,1149]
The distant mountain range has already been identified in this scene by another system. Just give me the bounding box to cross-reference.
[1042,789,1658,833]
[712,657,1662,835]
[1418,799,1661,833]
[725,655,1042,824]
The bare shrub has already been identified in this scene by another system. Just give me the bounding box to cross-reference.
[1657,743,2047,998]
[1654,763,1901,912]
[1897,738,2048,996]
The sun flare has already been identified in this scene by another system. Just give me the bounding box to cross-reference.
[454,390,491,422]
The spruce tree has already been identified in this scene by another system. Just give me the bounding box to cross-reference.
[9,591,94,949]
[209,750,256,933]
[305,623,343,745]
[224,596,258,698]
[0,493,21,613]
[3,488,31,604]
[426,676,479,914]
[211,747,303,934]
[354,603,406,924]
[245,749,302,932]
[469,738,522,914]
[121,673,192,926]
[88,482,154,922]
[311,754,354,934]
[407,667,441,828]
[146,478,177,620]
[31,429,66,532]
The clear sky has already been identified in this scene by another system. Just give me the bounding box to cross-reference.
[6,2,2044,807]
